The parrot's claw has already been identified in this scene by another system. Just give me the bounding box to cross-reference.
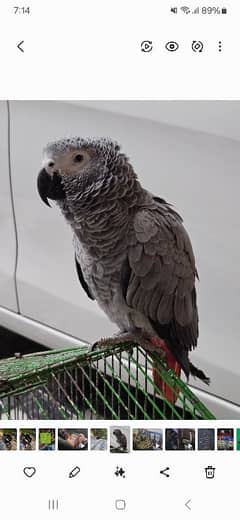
[90,334,135,353]
[89,337,111,352]
[90,332,166,360]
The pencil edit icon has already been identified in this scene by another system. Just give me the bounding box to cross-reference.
[68,466,80,478]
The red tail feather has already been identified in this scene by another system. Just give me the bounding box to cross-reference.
[151,337,181,404]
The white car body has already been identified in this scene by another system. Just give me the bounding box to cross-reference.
[0,100,240,418]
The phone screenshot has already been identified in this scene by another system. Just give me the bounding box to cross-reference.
[0,0,239,518]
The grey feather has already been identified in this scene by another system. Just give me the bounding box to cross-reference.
[75,255,95,301]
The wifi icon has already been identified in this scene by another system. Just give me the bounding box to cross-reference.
[181,6,191,14]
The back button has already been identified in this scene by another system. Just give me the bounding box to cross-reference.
[17,40,24,52]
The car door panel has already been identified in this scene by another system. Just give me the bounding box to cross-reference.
[0,101,18,311]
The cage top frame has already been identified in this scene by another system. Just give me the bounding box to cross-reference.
[0,343,215,420]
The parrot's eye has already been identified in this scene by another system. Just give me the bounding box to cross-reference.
[74,154,84,163]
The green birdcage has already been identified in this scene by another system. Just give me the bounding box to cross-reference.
[0,343,215,420]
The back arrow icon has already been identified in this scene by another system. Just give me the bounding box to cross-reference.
[185,499,192,510]
[17,41,24,52]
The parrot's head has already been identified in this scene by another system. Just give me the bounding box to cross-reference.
[37,137,131,207]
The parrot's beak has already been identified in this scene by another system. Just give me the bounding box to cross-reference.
[37,169,66,207]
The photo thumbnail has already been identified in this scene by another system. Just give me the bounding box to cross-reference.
[165,429,195,450]
[237,429,240,451]
[198,429,215,451]
[90,429,108,450]
[39,429,56,450]
[133,429,163,450]
[20,429,36,451]
[110,427,130,453]
[217,429,234,450]
[0,429,17,450]
[58,429,88,450]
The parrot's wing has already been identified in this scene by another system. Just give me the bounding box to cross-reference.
[122,203,199,376]
[75,255,95,301]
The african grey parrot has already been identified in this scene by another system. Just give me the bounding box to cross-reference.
[37,137,209,403]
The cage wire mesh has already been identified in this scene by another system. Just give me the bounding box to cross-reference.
[0,344,215,420]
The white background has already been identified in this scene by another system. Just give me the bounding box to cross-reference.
[0,420,238,519]
[0,0,239,99]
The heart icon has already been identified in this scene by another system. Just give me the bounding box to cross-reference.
[23,467,36,478]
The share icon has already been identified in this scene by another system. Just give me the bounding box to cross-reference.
[160,467,170,478]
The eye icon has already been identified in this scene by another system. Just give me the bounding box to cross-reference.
[141,40,153,53]
[165,41,179,52]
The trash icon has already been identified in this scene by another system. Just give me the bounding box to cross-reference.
[205,465,215,479]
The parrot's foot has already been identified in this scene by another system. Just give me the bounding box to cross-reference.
[90,332,137,353]
[90,331,166,360]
